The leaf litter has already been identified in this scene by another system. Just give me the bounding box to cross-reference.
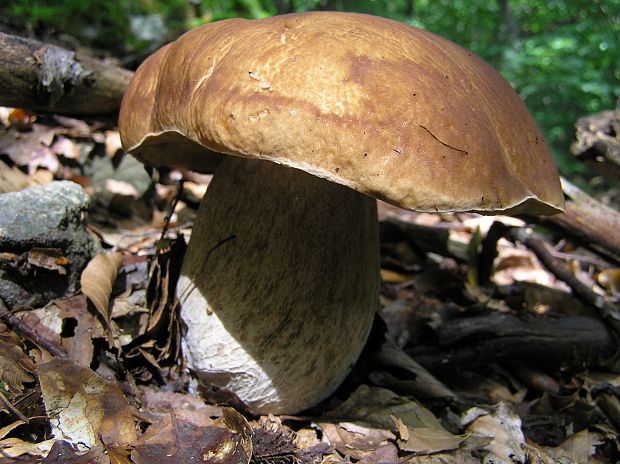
[0,106,619,463]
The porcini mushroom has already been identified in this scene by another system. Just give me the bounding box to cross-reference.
[119,12,563,414]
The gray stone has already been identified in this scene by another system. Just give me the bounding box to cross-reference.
[0,181,99,308]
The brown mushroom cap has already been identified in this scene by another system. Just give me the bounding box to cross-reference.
[119,11,563,215]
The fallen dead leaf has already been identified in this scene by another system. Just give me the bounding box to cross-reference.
[0,159,40,193]
[392,415,467,454]
[131,408,251,464]
[544,428,606,463]
[41,440,111,463]
[250,415,302,464]
[104,130,122,157]
[0,437,55,459]
[0,326,35,396]
[27,248,68,275]
[319,421,394,460]
[328,385,446,430]
[37,358,137,449]
[464,402,526,464]
[0,420,26,440]
[0,123,59,174]
[319,385,466,459]
[598,268,620,295]
[80,251,123,335]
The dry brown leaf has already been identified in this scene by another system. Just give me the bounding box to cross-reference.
[0,159,39,193]
[104,130,122,157]
[0,437,55,459]
[320,385,459,460]
[544,428,606,463]
[0,124,59,173]
[598,268,620,295]
[380,268,412,283]
[131,409,251,464]
[55,295,102,367]
[328,385,445,430]
[37,358,137,449]
[139,385,221,416]
[80,251,123,327]
[105,444,133,464]
[0,420,26,440]
[222,407,253,458]
[0,337,35,395]
[320,421,394,460]
[40,441,111,464]
[464,402,526,464]
[20,295,103,367]
[392,416,467,454]
[27,247,68,274]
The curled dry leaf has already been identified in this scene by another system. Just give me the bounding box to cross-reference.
[27,247,68,274]
[80,251,123,327]
[37,358,137,450]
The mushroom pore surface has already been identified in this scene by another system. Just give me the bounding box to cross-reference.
[177,157,380,414]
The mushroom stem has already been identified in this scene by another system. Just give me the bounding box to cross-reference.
[177,156,380,414]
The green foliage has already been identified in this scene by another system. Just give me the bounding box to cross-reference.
[496,1,619,173]
[4,0,619,176]
[8,0,131,50]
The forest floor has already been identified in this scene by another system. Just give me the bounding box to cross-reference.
[0,107,620,464]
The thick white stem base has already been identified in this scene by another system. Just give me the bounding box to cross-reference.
[177,157,380,414]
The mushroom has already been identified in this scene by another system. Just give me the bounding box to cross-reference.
[119,12,563,414]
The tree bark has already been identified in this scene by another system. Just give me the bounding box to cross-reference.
[532,177,620,260]
[411,312,616,372]
[0,32,133,116]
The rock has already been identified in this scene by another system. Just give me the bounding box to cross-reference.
[0,181,99,308]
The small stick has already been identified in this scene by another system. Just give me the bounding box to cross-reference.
[0,388,29,423]
[158,178,184,246]
[0,299,68,358]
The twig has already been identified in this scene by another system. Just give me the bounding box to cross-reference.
[0,389,29,423]
[0,298,68,358]
[158,179,185,245]
[510,228,620,341]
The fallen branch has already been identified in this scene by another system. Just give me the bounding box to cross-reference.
[0,298,67,358]
[411,312,616,372]
[0,32,132,115]
[531,177,620,260]
[511,228,620,341]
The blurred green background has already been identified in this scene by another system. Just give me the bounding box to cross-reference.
[2,0,619,179]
